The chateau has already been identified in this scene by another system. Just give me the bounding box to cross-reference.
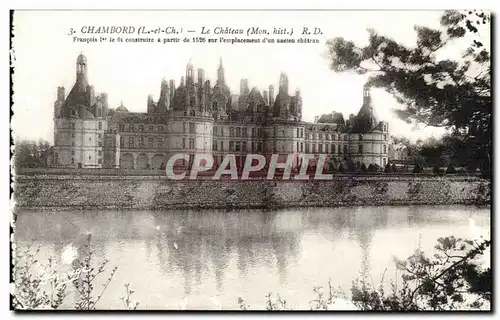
[52,54,390,171]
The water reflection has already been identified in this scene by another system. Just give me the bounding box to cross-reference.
[14,205,490,309]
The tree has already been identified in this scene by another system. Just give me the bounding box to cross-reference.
[338,164,345,173]
[384,163,392,173]
[360,163,367,173]
[446,163,457,174]
[367,164,376,173]
[326,10,491,178]
[412,164,424,173]
[350,237,490,310]
[14,139,52,170]
[391,163,398,173]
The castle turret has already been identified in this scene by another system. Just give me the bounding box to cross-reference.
[217,57,225,84]
[76,53,88,88]
[279,72,288,95]
[186,60,195,84]
[158,78,170,112]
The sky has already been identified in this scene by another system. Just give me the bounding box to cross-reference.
[11,10,471,143]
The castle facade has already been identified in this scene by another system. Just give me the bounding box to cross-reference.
[52,54,390,171]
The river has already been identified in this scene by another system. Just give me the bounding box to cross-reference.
[14,205,490,310]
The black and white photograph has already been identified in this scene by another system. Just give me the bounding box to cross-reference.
[9,8,491,311]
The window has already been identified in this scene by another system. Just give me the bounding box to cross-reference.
[306,143,310,153]
[359,134,363,141]
[72,133,75,139]
[343,145,348,154]
[89,137,91,141]
[229,141,235,151]
[189,138,194,149]
[236,141,241,151]
[258,128,263,137]
[71,157,74,164]
[319,144,323,153]
[343,135,347,141]
[252,128,255,137]
[332,144,336,153]
[220,141,224,151]
[189,123,195,133]
[128,137,134,148]
[297,141,299,151]
[383,158,387,166]
[319,133,323,140]
[98,150,102,156]
[213,140,218,151]
[139,137,144,147]
[71,123,75,130]
[98,122,102,130]
[384,135,387,141]
[158,137,163,148]
[98,158,102,165]
[183,122,187,133]
[120,137,124,148]
[297,128,299,138]
[383,145,387,154]
[182,138,186,149]
[242,141,247,151]
[129,124,134,132]
[220,127,224,136]
[119,124,125,132]
[273,127,277,137]
[71,151,75,156]
[312,144,316,153]
[214,126,218,136]
[257,142,263,152]
[242,127,247,137]
[230,127,235,137]
[300,142,304,152]
[148,137,154,148]
[301,128,304,138]
[359,144,363,154]
[326,134,330,141]
[236,127,241,137]
[89,156,91,160]
[190,97,195,106]
[158,125,164,132]
[306,133,310,140]
[251,141,255,152]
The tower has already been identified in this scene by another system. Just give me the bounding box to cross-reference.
[240,79,249,96]
[76,53,88,87]
[186,60,195,84]
[279,72,288,94]
[363,84,371,105]
[158,78,170,112]
[217,57,225,84]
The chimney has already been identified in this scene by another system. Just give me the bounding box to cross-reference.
[57,87,65,101]
[197,68,205,86]
[269,85,275,106]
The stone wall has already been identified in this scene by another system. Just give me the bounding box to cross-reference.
[13,175,491,210]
